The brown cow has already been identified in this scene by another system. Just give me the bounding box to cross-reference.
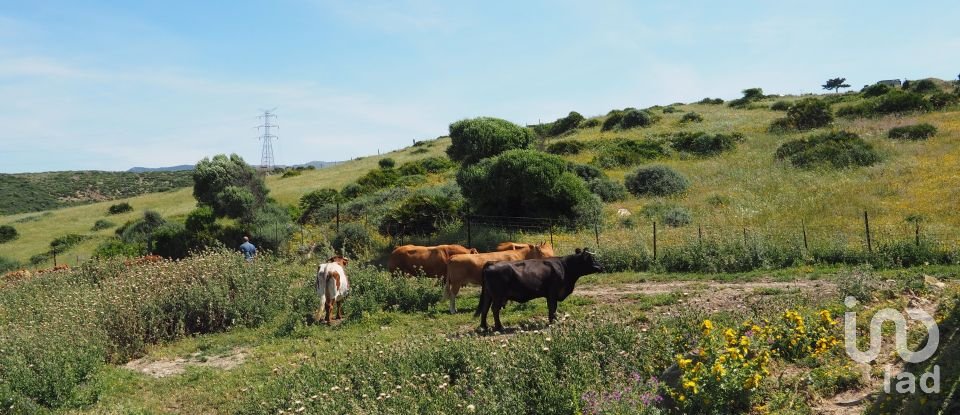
[444,242,555,314]
[387,244,478,278]
[495,242,528,251]
[2,269,31,282]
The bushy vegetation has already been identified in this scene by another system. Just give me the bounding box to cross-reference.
[625,165,690,197]
[888,123,937,140]
[446,117,534,165]
[567,163,606,182]
[546,140,587,155]
[457,150,601,226]
[770,98,833,131]
[0,256,21,273]
[592,139,667,168]
[397,156,456,176]
[543,111,585,137]
[0,171,192,216]
[641,201,692,227]
[378,158,396,169]
[91,219,115,231]
[107,202,133,215]
[193,154,269,220]
[769,100,790,111]
[929,92,959,109]
[908,79,939,94]
[837,90,932,118]
[332,223,381,260]
[775,131,881,169]
[698,97,724,105]
[662,106,679,114]
[0,225,18,243]
[727,88,764,108]
[668,132,741,156]
[861,83,891,98]
[679,112,704,123]
[379,193,464,236]
[586,177,628,202]
[601,108,660,131]
[299,188,341,223]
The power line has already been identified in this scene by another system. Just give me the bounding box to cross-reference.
[256,108,278,169]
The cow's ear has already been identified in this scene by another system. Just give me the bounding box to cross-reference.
[575,248,582,254]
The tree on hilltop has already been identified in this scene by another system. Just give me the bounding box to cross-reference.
[822,78,850,94]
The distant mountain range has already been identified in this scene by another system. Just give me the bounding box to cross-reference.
[126,161,339,173]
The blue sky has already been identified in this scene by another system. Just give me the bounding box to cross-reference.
[1,1,958,173]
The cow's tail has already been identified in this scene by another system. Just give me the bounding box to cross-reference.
[475,263,492,318]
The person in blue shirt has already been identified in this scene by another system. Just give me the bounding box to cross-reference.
[240,236,257,261]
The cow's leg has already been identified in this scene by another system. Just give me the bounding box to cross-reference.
[325,299,333,324]
[547,297,559,325]
[336,298,344,320]
[447,284,460,314]
[492,298,507,332]
[479,289,491,330]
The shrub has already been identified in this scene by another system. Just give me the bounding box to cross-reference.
[446,117,534,165]
[783,98,833,130]
[378,158,396,169]
[193,154,269,219]
[619,109,658,129]
[91,219,115,231]
[861,83,891,98]
[669,132,740,156]
[340,183,364,200]
[280,169,301,178]
[0,256,20,273]
[546,140,586,155]
[586,178,628,202]
[397,161,427,176]
[728,88,764,108]
[49,234,85,255]
[592,139,667,168]
[770,100,791,111]
[662,106,679,114]
[625,165,690,197]
[299,188,340,221]
[332,223,379,259]
[909,79,939,94]
[775,131,881,169]
[417,156,456,174]
[888,123,937,140]
[698,97,724,105]
[547,111,585,136]
[601,110,624,131]
[567,163,606,181]
[0,225,18,243]
[247,203,294,252]
[929,92,959,109]
[107,202,133,215]
[378,193,463,236]
[411,147,429,154]
[679,112,704,123]
[580,118,601,128]
[839,90,931,118]
[457,149,601,226]
[152,223,190,259]
[640,201,692,227]
[29,253,51,265]
[94,237,142,258]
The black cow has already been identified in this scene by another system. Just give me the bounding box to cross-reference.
[478,248,603,331]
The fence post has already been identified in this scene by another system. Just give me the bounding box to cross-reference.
[864,211,872,253]
[53,251,57,267]
[915,221,921,247]
[336,201,340,233]
[801,219,809,252]
[742,227,748,246]
[594,219,600,250]
[653,221,658,261]
[466,215,472,248]
[698,224,703,248]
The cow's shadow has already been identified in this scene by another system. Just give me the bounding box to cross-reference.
[472,320,554,337]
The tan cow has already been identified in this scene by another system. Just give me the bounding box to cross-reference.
[387,244,479,278]
[444,242,555,313]
[495,242,528,251]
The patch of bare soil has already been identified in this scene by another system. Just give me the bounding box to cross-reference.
[124,348,249,378]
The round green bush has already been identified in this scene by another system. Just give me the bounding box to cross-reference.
[586,178,627,202]
[770,101,790,111]
[567,163,606,181]
[378,158,396,169]
[669,132,739,156]
[457,149,601,226]
[546,140,586,155]
[909,79,939,94]
[624,165,690,197]
[0,255,21,273]
[785,98,833,130]
[929,92,959,110]
[662,106,679,114]
[601,110,624,131]
[0,225,18,243]
[775,131,881,169]
[446,117,534,165]
[547,111,585,136]
[580,118,601,128]
[397,161,427,176]
[698,97,724,105]
[680,112,704,123]
[332,223,379,259]
[91,220,115,231]
[592,139,667,168]
[378,194,463,236]
[861,83,891,98]
[662,206,692,227]
[888,123,937,140]
[107,202,133,215]
[618,109,656,129]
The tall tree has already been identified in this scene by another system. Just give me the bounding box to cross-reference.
[822,77,851,94]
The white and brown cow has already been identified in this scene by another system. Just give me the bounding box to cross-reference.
[316,255,350,324]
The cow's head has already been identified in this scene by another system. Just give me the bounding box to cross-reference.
[469,248,480,254]
[528,242,555,259]
[573,248,603,274]
[328,255,350,267]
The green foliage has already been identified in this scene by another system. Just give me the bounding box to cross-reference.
[379,193,464,236]
[775,131,881,169]
[770,101,791,111]
[91,219,115,231]
[299,189,340,223]
[0,171,192,216]
[280,169,302,178]
[625,165,690,197]
[397,156,456,176]
[332,223,380,259]
[771,98,833,131]
[547,111,585,136]
[378,158,396,169]
[592,139,667,168]
[29,253,51,265]
[567,163,606,182]
[861,83,891,98]
[346,168,402,198]
[619,109,659,129]
[93,238,142,258]
[822,77,850,93]
[837,90,932,118]
[118,210,166,246]
[641,201,692,227]
[668,132,741,156]
[679,111,704,123]
[546,140,586,155]
[340,183,364,200]
[397,161,427,176]
[192,154,268,219]
[247,203,294,253]
[107,202,133,215]
[729,88,764,108]
[50,234,86,255]
[929,92,959,109]
[0,225,18,244]
[601,109,625,131]
[185,206,218,233]
[586,178,628,202]
[580,118,601,128]
[151,223,191,259]
[888,123,937,140]
[909,79,939,94]
[833,265,879,303]
[662,106,679,114]
[698,97,724,105]
[411,148,429,154]
[457,149,601,226]
[0,256,21,273]
[446,117,534,165]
